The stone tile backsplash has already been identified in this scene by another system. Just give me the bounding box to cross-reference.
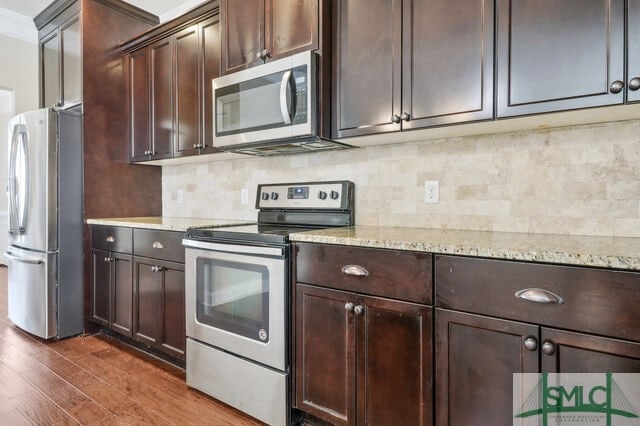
[162,120,640,237]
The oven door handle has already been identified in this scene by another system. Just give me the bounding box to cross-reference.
[183,239,285,257]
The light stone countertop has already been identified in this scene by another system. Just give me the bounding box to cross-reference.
[289,226,640,271]
[86,217,253,232]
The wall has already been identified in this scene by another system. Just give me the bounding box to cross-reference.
[163,119,640,238]
[0,34,38,257]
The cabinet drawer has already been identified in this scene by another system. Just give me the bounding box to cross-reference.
[435,255,640,342]
[295,243,432,304]
[133,229,185,263]
[92,226,132,253]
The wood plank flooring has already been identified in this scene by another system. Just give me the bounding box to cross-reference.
[0,266,263,425]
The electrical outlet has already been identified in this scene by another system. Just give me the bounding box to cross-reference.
[241,188,249,205]
[176,190,183,204]
[424,180,439,203]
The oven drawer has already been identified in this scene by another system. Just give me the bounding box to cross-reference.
[295,242,432,304]
[91,225,132,253]
[134,229,185,263]
[435,255,640,342]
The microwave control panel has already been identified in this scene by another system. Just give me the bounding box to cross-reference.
[292,65,308,125]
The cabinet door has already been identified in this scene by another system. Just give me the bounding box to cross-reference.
[629,0,640,103]
[333,0,402,138]
[200,16,221,153]
[357,295,432,426]
[41,30,60,108]
[60,15,81,106]
[496,0,625,117]
[435,309,539,426]
[159,261,185,359]
[541,328,640,373]
[295,284,356,426]
[150,39,173,159]
[133,258,161,347]
[265,0,318,61]
[174,26,200,158]
[129,48,151,161]
[111,253,133,337]
[91,249,111,327]
[220,0,264,75]
[402,0,493,129]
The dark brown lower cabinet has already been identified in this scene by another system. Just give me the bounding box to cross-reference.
[541,328,640,373]
[295,284,432,426]
[436,309,640,425]
[435,309,538,426]
[133,257,186,360]
[90,249,133,337]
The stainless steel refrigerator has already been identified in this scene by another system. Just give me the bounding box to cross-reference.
[6,107,83,339]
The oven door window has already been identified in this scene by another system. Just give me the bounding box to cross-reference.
[196,257,269,343]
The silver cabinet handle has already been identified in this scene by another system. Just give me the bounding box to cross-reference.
[4,251,43,265]
[515,288,564,304]
[542,341,556,356]
[344,302,354,312]
[341,264,369,277]
[256,51,263,60]
[152,241,165,249]
[400,112,410,121]
[523,337,538,351]
[105,236,115,243]
[353,305,364,315]
[610,80,624,93]
[279,69,293,125]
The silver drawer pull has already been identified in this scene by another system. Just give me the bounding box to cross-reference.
[105,236,115,243]
[515,288,564,304]
[152,241,165,249]
[341,264,369,277]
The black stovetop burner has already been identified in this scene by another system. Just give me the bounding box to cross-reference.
[186,223,324,245]
[185,181,355,246]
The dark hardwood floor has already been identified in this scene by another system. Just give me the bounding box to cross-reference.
[0,266,262,425]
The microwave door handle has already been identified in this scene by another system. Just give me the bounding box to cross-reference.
[279,70,293,125]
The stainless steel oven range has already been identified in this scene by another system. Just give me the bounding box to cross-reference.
[183,181,355,425]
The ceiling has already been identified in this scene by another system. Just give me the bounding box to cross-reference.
[0,0,202,20]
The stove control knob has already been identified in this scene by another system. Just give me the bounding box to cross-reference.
[271,192,279,200]
[261,192,269,201]
[330,191,340,200]
[318,191,327,200]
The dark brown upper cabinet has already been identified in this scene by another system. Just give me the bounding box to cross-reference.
[496,0,625,117]
[333,0,494,138]
[129,47,151,162]
[123,3,221,162]
[220,0,318,75]
[38,6,81,109]
[629,0,640,103]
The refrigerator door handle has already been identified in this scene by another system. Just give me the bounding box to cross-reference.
[8,124,18,235]
[4,251,44,265]
[15,128,30,234]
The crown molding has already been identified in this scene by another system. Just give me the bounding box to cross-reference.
[159,0,208,23]
[0,7,37,44]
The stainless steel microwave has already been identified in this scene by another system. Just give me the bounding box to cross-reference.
[212,51,350,156]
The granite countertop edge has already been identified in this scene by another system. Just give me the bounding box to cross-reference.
[289,228,640,271]
[86,217,251,232]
